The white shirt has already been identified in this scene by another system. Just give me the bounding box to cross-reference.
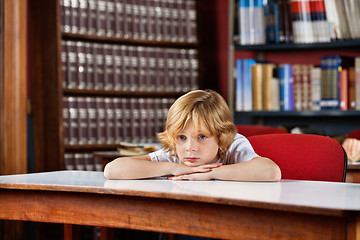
[149,133,259,165]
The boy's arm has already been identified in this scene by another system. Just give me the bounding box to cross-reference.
[209,157,281,181]
[103,155,221,180]
[170,157,281,182]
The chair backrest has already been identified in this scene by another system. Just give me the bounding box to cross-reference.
[346,129,360,140]
[247,134,347,182]
[236,124,287,137]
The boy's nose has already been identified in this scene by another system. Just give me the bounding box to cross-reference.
[186,139,198,152]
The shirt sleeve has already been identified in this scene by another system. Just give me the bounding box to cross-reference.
[149,149,182,163]
[220,133,260,165]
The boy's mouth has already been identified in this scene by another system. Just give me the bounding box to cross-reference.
[185,157,199,163]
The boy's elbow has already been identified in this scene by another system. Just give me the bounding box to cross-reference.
[103,161,120,179]
[103,163,113,179]
[268,163,282,182]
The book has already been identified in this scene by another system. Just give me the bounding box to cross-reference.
[309,0,331,43]
[235,59,244,111]
[117,142,160,156]
[262,63,276,111]
[278,0,293,43]
[278,64,294,111]
[310,67,321,110]
[290,0,313,43]
[265,0,280,44]
[252,64,263,111]
[356,57,360,110]
[348,67,356,110]
[243,59,257,111]
[339,69,348,110]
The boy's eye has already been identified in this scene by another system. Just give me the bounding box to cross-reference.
[198,134,207,140]
[177,135,186,141]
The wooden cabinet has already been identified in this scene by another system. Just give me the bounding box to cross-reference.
[28,0,207,172]
[229,0,360,136]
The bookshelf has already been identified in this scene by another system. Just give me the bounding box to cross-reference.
[229,0,360,136]
[28,0,205,172]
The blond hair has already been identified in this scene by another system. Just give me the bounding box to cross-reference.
[157,89,237,158]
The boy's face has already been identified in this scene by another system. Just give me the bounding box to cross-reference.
[175,119,220,167]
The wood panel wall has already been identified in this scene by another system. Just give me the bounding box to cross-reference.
[0,0,27,175]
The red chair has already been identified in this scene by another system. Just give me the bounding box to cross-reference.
[248,134,347,182]
[236,124,287,137]
[346,129,360,140]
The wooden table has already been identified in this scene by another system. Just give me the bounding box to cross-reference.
[347,162,360,183]
[0,171,360,240]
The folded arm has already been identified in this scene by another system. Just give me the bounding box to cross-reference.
[104,155,222,180]
[170,157,281,182]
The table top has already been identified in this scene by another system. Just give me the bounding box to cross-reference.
[0,171,360,215]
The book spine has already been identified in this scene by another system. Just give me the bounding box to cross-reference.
[106,0,115,37]
[105,98,116,144]
[188,49,199,91]
[138,98,148,143]
[87,0,97,35]
[96,0,107,36]
[291,0,313,43]
[113,98,123,143]
[96,97,106,144]
[279,64,294,111]
[77,97,88,145]
[103,44,114,90]
[243,59,256,111]
[251,64,263,111]
[302,64,313,110]
[292,64,302,110]
[262,63,275,111]
[235,59,244,111]
[137,46,147,91]
[339,69,348,110]
[86,97,97,145]
[310,67,321,110]
[85,42,94,90]
[138,1,148,40]
[348,67,356,110]
[78,0,88,34]
[93,43,104,90]
[63,97,70,145]
[68,96,79,145]
[70,0,79,34]
[61,41,68,89]
[132,0,140,39]
[67,41,77,89]
[278,0,293,43]
[76,41,86,89]
[114,0,124,38]
[356,57,360,110]
[265,0,280,44]
[62,0,71,33]
[64,153,75,170]
[254,0,265,44]
[320,56,331,110]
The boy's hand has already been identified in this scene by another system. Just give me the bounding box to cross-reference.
[170,162,222,181]
[169,172,212,181]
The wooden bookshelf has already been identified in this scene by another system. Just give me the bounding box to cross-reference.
[229,0,360,136]
[28,0,206,172]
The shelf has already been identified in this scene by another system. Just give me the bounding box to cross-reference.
[235,110,360,117]
[62,32,199,49]
[234,39,360,51]
[63,89,185,98]
[65,144,120,151]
